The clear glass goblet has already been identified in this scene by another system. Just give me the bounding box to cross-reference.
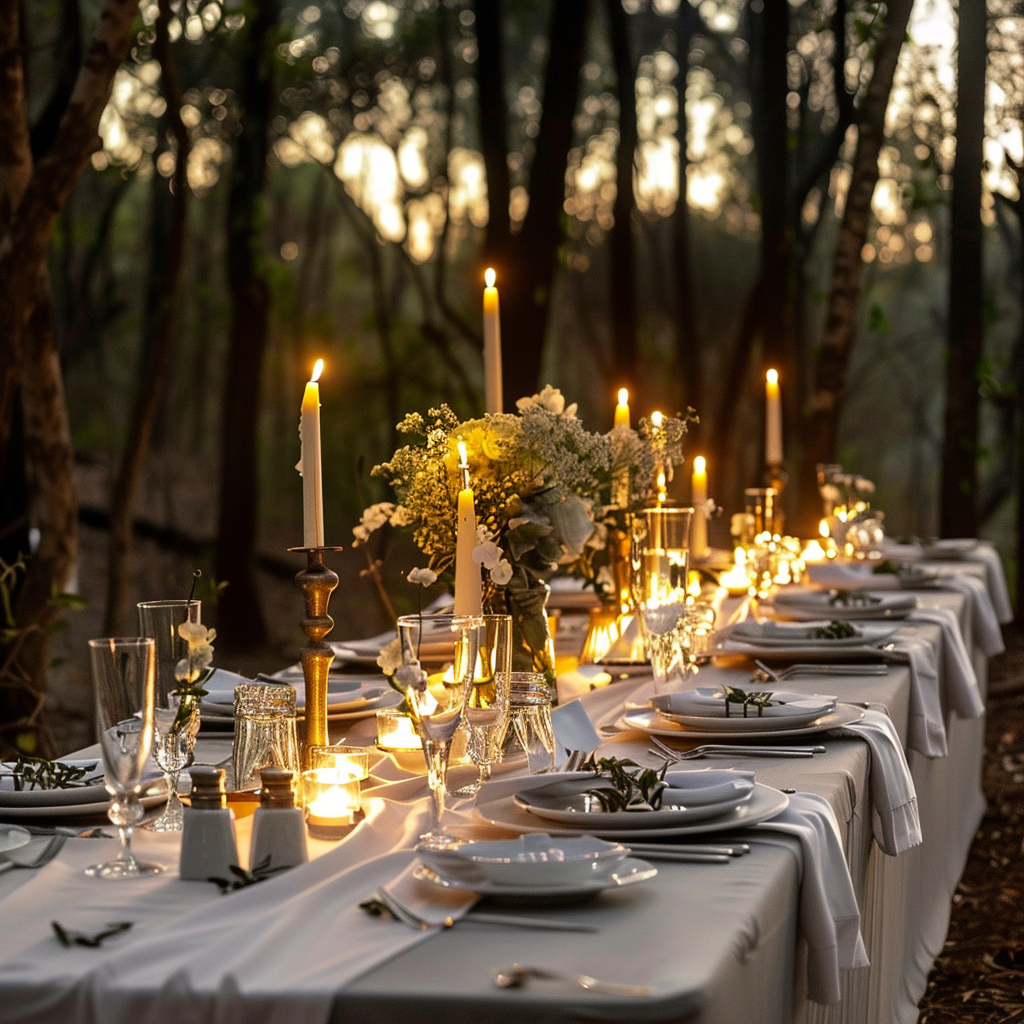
[397,613,483,848]
[86,637,163,879]
[138,600,202,832]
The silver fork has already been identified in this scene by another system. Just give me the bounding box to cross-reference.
[649,736,824,762]
[0,833,66,875]
[754,659,888,681]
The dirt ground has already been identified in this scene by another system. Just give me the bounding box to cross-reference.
[919,624,1024,1024]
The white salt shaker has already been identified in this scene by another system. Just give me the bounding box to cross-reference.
[179,766,238,881]
[249,767,308,871]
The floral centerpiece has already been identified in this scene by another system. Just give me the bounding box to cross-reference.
[355,386,693,684]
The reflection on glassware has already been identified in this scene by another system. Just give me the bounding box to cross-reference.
[138,600,202,833]
[816,464,844,517]
[375,707,422,750]
[453,615,512,797]
[845,514,885,559]
[232,683,300,790]
[743,488,777,538]
[638,508,694,607]
[503,672,556,773]
[86,637,163,879]
[396,613,483,848]
[306,745,369,778]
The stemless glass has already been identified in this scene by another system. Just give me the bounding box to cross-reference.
[86,638,162,878]
[452,615,512,798]
[638,507,694,606]
[232,683,300,790]
[743,488,778,538]
[397,613,483,848]
[502,673,556,773]
[138,600,201,833]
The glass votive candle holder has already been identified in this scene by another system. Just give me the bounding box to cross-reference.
[302,767,362,838]
[376,707,421,751]
[306,745,370,779]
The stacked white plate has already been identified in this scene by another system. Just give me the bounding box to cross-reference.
[416,834,656,898]
[650,688,836,731]
[714,618,897,659]
[0,760,167,819]
[769,587,917,621]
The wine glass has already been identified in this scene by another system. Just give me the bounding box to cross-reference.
[138,600,202,832]
[451,614,512,798]
[85,637,163,878]
[397,613,483,848]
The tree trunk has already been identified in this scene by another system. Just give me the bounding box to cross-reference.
[104,0,191,635]
[939,0,986,537]
[674,5,699,419]
[0,0,136,480]
[214,0,275,650]
[606,0,639,396]
[500,0,590,409]
[797,0,914,511]
[474,0,510,269]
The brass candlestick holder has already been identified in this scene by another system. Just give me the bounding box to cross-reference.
[288,546,343,767]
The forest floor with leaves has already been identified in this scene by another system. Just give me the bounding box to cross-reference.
[919,624,1024,1024]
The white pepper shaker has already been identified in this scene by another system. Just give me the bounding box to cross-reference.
[249,767,308,871]
[179,766,238,881]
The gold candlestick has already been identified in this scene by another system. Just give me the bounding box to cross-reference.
[288,546,343,766]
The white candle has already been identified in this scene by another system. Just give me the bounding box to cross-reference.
[765,368,783,466]
[453,441,482,616]
[483,268,503,414]
[691,455,707,559]
[613,387,630,429]
[299,358,324,547]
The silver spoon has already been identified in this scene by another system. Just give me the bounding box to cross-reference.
[493,964,652,997]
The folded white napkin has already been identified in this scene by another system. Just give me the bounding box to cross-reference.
[752,792,869,1004]
[925,573,1004,658]
[878,637,947,757]
[551,699,603,759]
[805,562,901,591]
[906,606,985,719]
[835,710,921,856]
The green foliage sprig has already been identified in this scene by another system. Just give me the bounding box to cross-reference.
[579,755,669,812]
[208,856,290,893]
[812,620,859,640]
[828,590,880,607]
[3,756,103,791]
[52,921,132,948]
[722,685,777,718]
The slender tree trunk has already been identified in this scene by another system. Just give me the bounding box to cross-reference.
[939,0,986,537]
[797,0,914,512]
[674,5,699,419]
[214,0,275,649]
[500,0,590,408]
[606,0,639,396]
[0,0,136,480]
[104,0,191,634]
[474,0,510,269]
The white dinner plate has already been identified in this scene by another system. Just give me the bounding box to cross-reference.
[650,689,836,732]
[476,783,789,839]
[621,703,865,741]
[0,760,105,807]
[769,589,917,621]
[413,857,657,898]
[0,782,168,820]
[726,621,896,647]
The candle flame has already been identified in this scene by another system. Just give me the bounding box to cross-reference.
[311,358,324,383]
[457,440,468,466]
[819,518,830,538]
[617,387,628,406]
[651,410,663,428]
[484,267,496,288]
[694,455,706,474]
[766,368,778,385]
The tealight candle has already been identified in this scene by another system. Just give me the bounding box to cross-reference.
[376,708,422,751]
[303,768,361,837]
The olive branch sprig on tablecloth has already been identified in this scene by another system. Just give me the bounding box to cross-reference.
[579,755,669,812]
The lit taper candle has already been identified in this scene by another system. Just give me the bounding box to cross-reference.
[691,455,707,559]
[613,387,630,429]
[483,269,503,413]
[765,368,783,466]
[453,440,482,616]
[299,359,324,547]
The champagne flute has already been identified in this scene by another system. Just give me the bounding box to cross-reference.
[397,613,483,848]
[85,638,163,878]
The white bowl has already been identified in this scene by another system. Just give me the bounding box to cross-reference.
[453,834,630,887]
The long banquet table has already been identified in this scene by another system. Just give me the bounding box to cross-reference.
[0,553,1004,1024]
